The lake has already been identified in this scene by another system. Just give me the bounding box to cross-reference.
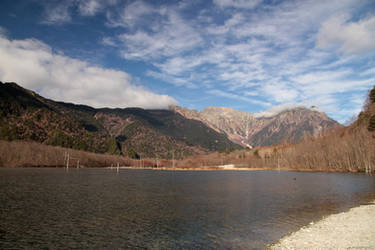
[1,168,375,249]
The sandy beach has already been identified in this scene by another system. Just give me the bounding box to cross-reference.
[270,200,375,249]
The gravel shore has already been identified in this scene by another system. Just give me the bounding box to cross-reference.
[270,200,375,250]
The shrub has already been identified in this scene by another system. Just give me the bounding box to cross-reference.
[103,138,121,155]
[126,147,140,159]
[368,115,375,131]
[253,149,260,158]
[370,86,375,103]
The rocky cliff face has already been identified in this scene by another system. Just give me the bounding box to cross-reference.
[172,106,340,147]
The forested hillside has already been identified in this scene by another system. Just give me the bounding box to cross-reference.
[0,82,240,159]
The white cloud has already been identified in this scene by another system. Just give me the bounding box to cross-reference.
[41,0,113,24]
[42,1,73,24]
[291,68,373,98]
[254,103,309,118]
[106,0,164,29]
[361,67,375,77]
[299,78,373,97]
[146,71,197,89]
[317,15,375,54]
[292,69,353,86]
[156,56,204,76]
[207,89,270,107]
[0,35,177,109]
[261,83,300,103]
[101,37,117,47]
[119,0,157,27]
[0,26,7,36]
[119,9,203,60]
[78,0,102,16]
[243,91,259,97]
[213,0,262,9]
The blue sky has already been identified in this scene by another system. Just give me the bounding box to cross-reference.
[0,0,374,123]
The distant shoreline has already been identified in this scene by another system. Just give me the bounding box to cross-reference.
[0,165,365,173]
[112,166,362,173]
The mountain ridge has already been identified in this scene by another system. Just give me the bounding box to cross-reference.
[172,105,340,147]
[0,82,241,159]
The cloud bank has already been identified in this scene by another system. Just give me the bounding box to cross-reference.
[0,35,177,109]
[317,14,375,54]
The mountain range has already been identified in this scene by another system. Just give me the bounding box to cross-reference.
[0,82,340,158]
[172,105,340,147]
[0,82,240,159]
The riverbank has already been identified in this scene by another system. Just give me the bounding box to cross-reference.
[117,166,274,171]
[113,165,362,173]
[269,200,375,249]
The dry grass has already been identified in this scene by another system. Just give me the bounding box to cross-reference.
[0,140,135,168]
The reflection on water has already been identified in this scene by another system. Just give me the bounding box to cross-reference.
[1,168,375,249]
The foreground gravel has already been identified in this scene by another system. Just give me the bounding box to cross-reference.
[270,201,375,250]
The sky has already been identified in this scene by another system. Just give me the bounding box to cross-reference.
[0,0,374,123]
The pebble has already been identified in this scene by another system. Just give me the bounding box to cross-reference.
[270,201,375,249]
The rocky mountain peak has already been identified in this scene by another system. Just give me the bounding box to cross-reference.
[173,105,340,147]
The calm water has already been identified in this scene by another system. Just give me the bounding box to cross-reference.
[1,168,375,249]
